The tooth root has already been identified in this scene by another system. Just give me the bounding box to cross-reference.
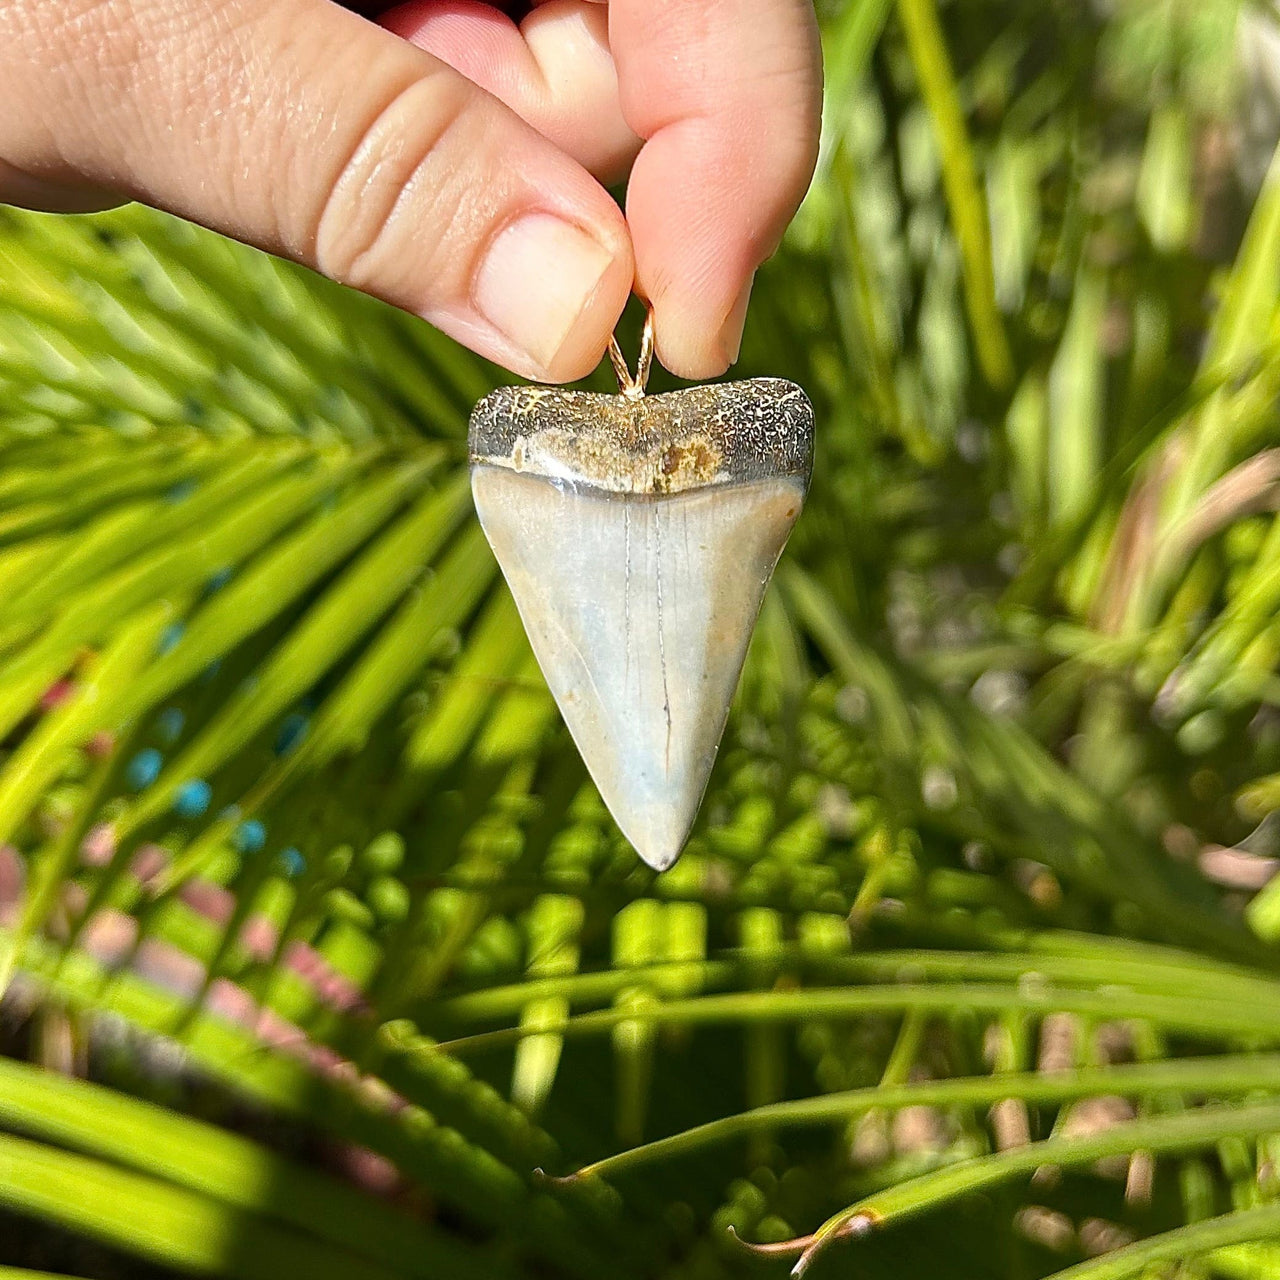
[471,470,804,870]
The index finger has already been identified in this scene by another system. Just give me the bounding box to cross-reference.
[609,0,822,378]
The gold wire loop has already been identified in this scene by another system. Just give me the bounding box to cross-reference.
[608,305,655,400]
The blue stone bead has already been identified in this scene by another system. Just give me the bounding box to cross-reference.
[126,748,162,791]
[235,819,266,853]
[279,847,306,878]
[173,778,211,819]
[156,707,185,745]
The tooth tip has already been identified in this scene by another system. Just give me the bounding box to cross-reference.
[632,837,686,873]
[609,786,699,874]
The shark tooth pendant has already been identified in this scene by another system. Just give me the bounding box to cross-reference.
[469,311,813,871]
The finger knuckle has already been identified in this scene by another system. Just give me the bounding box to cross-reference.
[311,70,483,295]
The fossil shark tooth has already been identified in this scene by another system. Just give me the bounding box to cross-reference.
[469,378,813,871]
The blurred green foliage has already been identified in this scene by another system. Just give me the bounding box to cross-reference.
[1,1,1280,1278]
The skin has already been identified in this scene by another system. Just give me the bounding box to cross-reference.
[0,0,822,383]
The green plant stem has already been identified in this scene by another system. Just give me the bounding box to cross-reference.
[1040,1202,1280,1280]
[570,1053,1280,1180]
[433,938,1279,1024]
[0,1057,492,1279]
[0,1268,93,1280]
[792,1101,1280,1275]
[895,0,1013,388]
[0,1129,408,1280]
[436,982,1280,1056]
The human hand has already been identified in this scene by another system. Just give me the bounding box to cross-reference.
[0,1,822,383]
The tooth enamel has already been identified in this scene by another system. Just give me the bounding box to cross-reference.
[469,379,813,870]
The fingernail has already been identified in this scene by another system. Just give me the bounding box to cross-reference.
[474,213,616,377]
[720,273,756,366]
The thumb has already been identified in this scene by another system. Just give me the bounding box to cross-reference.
[0,0,633,382]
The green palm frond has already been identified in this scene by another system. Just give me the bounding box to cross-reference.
[2,2,1280,1278]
